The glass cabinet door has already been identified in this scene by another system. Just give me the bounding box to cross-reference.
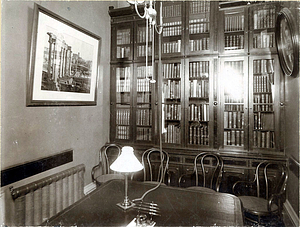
[161,60,183,146]
[187,58,213,148]
[249,56,281,152]
[135,20,153,60]
[111,22,133,61]
[220,7,248,54]
[161,1,183,57]
[220,57,248,150]
[111,65,132,142]
[134,63,154,143]
[187,1,212,55]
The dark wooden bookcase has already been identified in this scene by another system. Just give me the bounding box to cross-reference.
[109,1,286,191]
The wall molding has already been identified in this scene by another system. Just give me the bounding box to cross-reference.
[1,149,73,187]
[284,200,300,227]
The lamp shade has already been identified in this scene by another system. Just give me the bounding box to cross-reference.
[110,146,143,173]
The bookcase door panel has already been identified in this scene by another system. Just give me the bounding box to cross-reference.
[249,55,282,152]
[219,7,248,55]
[186,58,213,148]
[113,65,133,142]
[220,57,248,151]
[161,1,184,57]
[135,20,154,61]
[249,3,279,54]
[161,59,184,146]
[111,22,133,62]
[186,1,214,55]
[134,63,155,144]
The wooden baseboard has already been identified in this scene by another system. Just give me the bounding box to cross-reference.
[284,200,300,227]
[84,182,96,195]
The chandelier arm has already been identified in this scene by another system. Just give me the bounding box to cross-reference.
[146,18,149,80]
[135,2,147,19]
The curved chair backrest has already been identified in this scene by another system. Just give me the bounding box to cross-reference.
[142,148,169,183]
[194,152,224,192]
[254,161,288,200]
[99,143,122,175]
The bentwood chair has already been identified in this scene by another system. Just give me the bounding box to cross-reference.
[232,161,288,225]
[91,143,124,186]
[179,152,223,192]
[141,148,170,185]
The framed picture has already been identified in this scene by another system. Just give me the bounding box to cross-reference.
[27,4,101,106]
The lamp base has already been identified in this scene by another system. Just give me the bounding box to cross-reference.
[116,201,136,211]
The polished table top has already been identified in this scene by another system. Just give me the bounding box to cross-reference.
[44,180,244,226]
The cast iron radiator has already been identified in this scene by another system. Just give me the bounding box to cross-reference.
[10,164,85,226]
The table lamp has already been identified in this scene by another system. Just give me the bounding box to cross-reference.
[110,146,143,210]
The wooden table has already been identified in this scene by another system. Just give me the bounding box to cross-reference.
[44,180,244,226]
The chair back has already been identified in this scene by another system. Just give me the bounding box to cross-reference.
[99,143,122,175]
[142,148,169,183]
[194,152,223,192]
[254,161,288,200]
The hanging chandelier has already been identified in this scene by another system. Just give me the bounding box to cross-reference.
[127,0,163,83]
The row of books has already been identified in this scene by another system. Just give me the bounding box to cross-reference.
[163,23,182,37]
[116,126,129,140]
[137,78,151,92]
[253,130,275,148]
[137,92,151,103]
[163,80,181,99]
[137,27,153,43]
[224,111,244,129]
[254,112,274,130]
[253,8,276,30]
[189,19,210,34]
[164,104,181,120]
[189,80,209,98]
[253,32,275,49]
[162,40,181,54]
[162,4,182,18]
[116,29,130,45]
[224,61,243,74]
[253,104,273,112]
[116,80,131,92]
[224,104,244,111]
[224,96,244,103]
[225,14,244,32]
[136,128,152,141]
[162,63,181,79]
[136,109,152,126]
[137,66,153,78]
[224,130,244,146]
[253,59,274,74]
[188,125,209,145]
[253,75,273,93]
[162,124,181,144]
[224,35,244,50]
[116,67,130,90]
[189,103,209,121]
[253,94,273,104]
[137,45,152,57]
[189,61,209,78]
[189,1,210,14]
[189,38,210,52]
[116,93,130,103]
[116,109,130,125]
[116,46,130,59]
